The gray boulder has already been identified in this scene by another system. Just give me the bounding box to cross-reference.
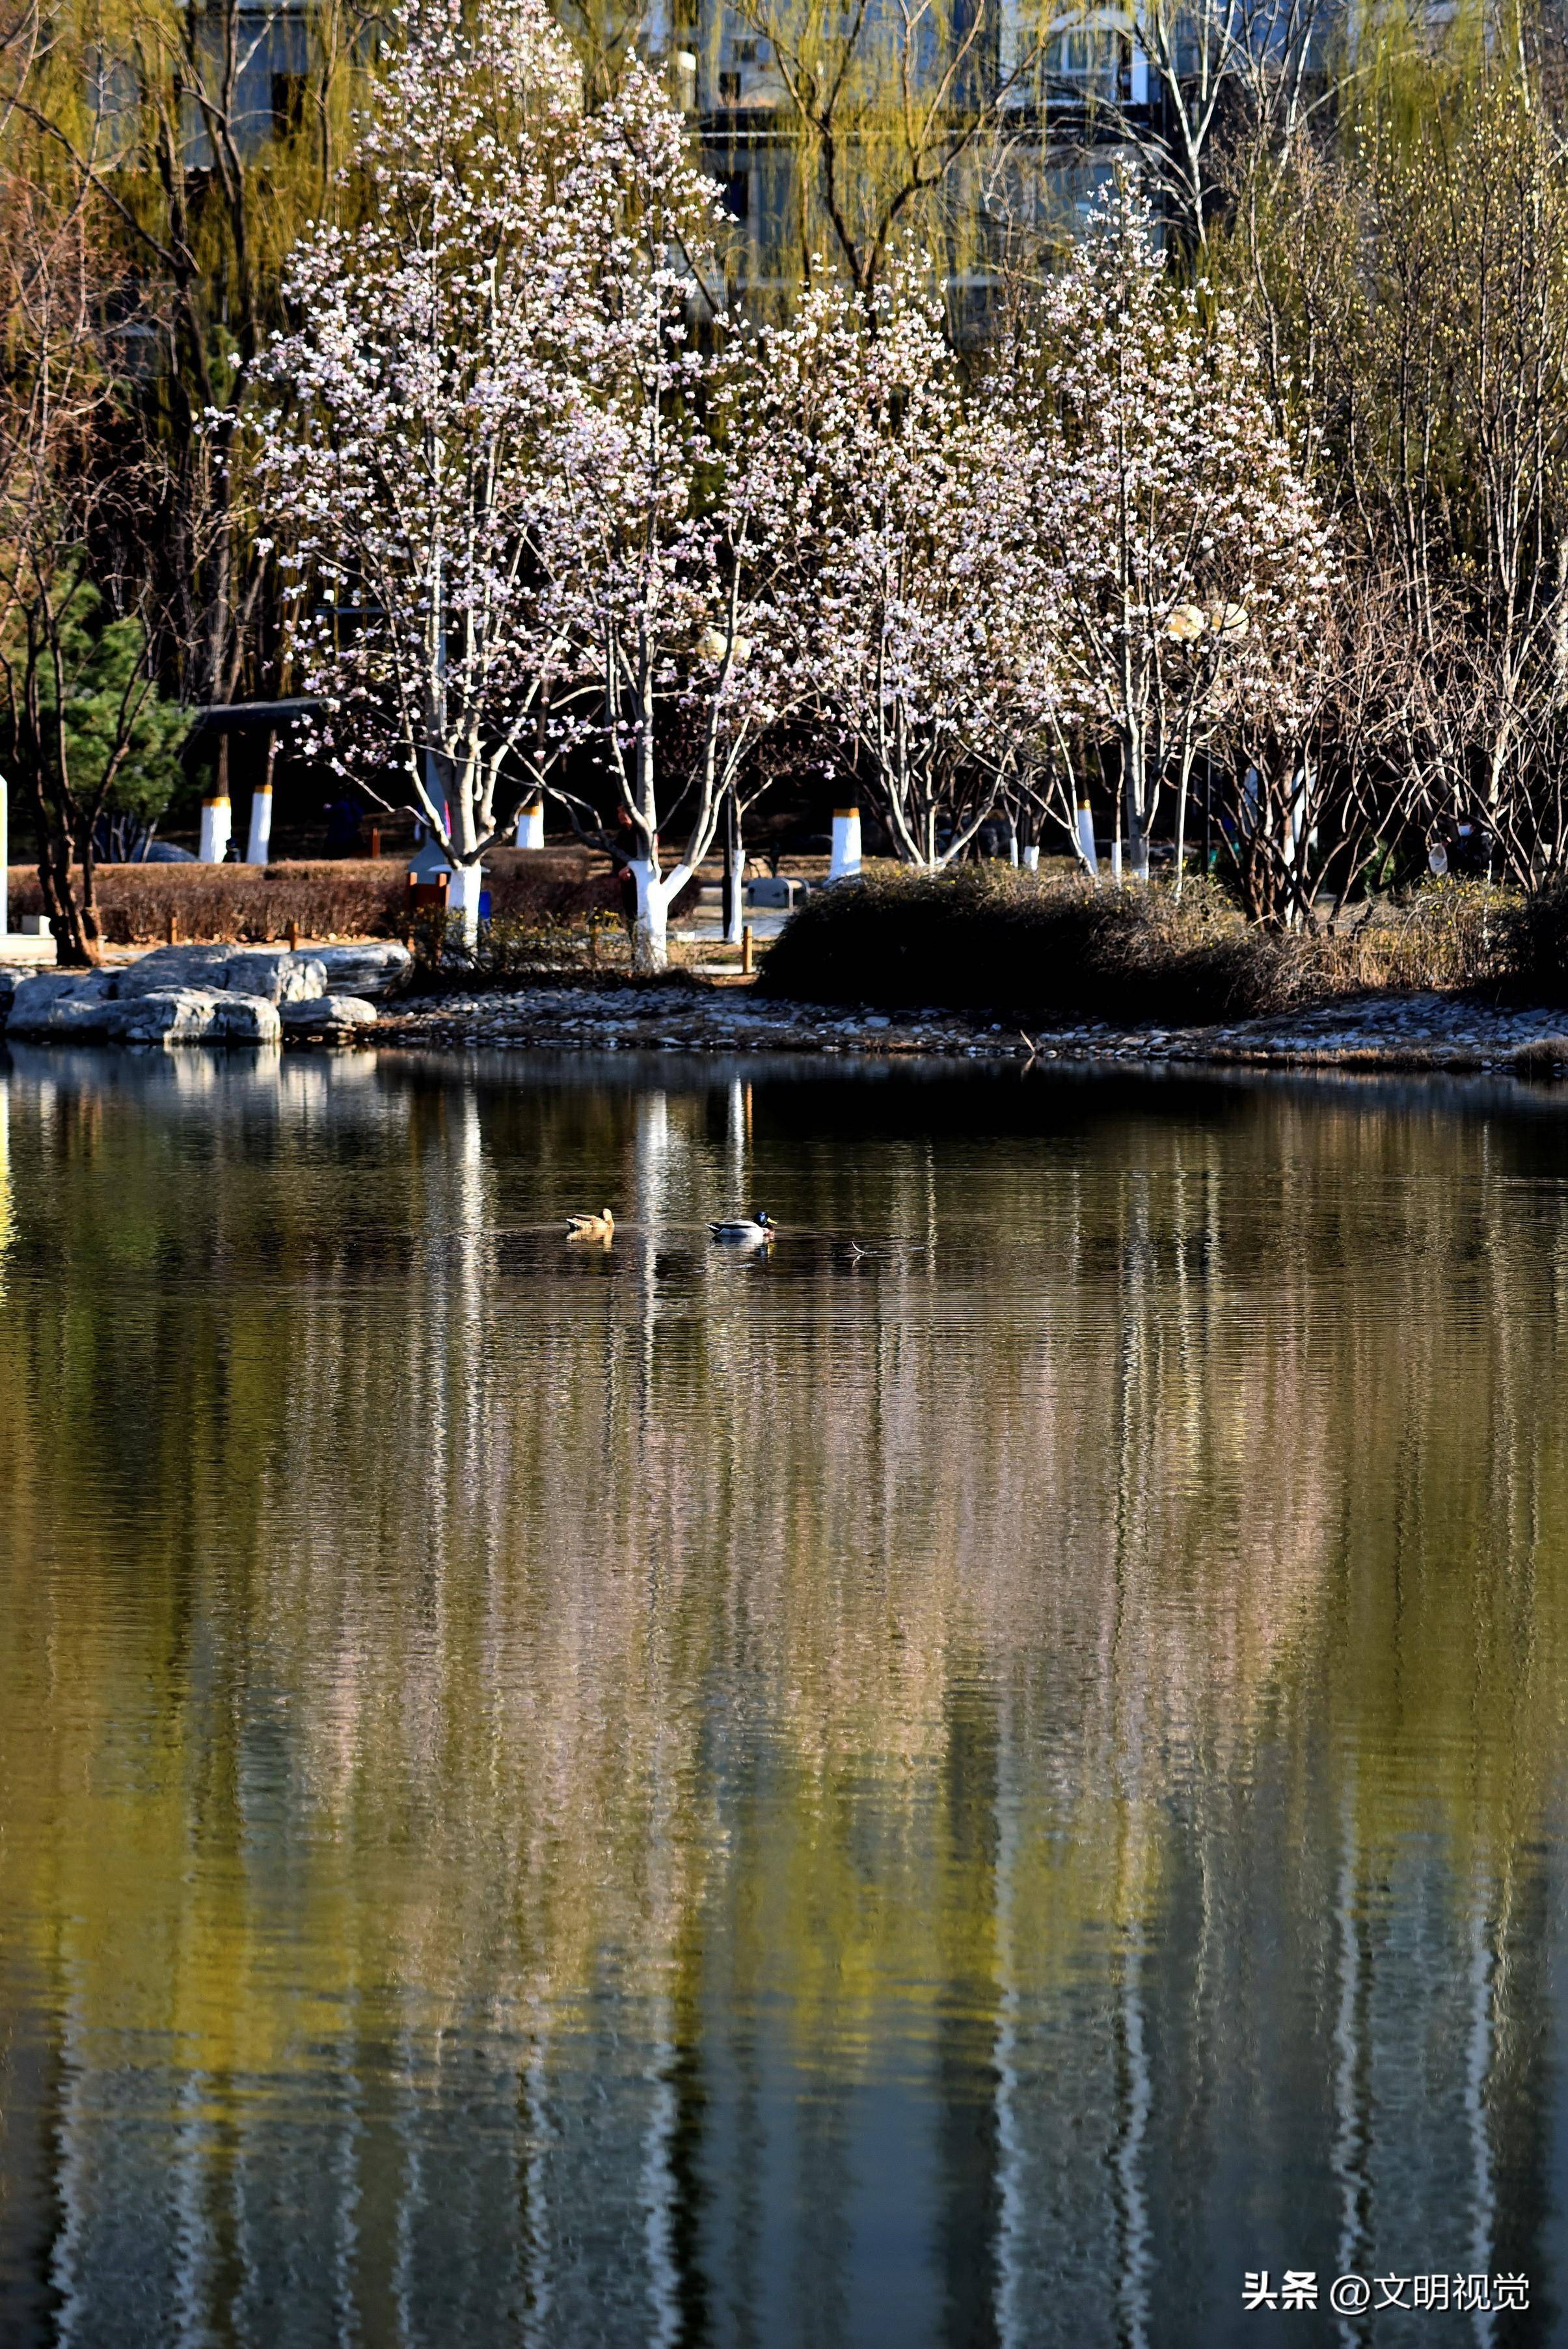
[111,987,227,1044]
[279,994,379,1040]
[212,993,283,1044]
[113,945,326,1004]
[311,942,412,999]
[6,971,116,1037]
[111,988,282,1046]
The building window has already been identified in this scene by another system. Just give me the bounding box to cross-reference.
[85,44,139,159]
[720,169,750,219]
[271,73,307,135]
[1047,27,1128,99]
[718,69,742,102]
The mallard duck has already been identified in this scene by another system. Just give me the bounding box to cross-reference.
[709,1209,775,1243]
[566,1209,615,1240]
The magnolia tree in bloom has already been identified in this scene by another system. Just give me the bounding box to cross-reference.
[766,277,1053,867]
[253,0,595,934]
[254,0,823,969]
[1014,186,1333,881]
[254,0,746,944]
[537,90,820,970]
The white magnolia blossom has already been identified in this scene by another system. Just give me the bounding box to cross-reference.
[534,87,824,967]
[254,0,598,935]
[254,0,830,966]
[255,46,1327,949]
[744,275,1059,868]
[1010,183,1334,878]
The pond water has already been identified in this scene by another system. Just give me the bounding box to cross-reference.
[3,1044,1568,2346]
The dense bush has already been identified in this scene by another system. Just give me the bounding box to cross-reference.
[4,850,617,945]
[1497,882,1568,1004]
[759,868,1528,1024]
[758,867,1295,1022]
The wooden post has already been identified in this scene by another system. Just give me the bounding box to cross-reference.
[742,923,753,975]
[165,910,178,945]
[370,826,381,860]
[286,918,299,953]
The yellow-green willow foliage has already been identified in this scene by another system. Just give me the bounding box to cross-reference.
[567,0,1092,307]
[1211,2,1568,884]
[1,0,381,701]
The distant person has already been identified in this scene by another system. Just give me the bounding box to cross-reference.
[325,794,363,857]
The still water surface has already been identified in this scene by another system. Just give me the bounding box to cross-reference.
[3,1045,1568,2346]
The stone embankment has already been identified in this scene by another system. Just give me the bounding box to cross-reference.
[7,953,1568,1073]
[0,942,409,1046]
[374,982,1568,1071]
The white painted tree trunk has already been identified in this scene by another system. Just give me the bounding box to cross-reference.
[448,860,485,947]
[198,794,232,863]
[629,856,672,974]
[1127,789,1151,882]
[245,785,273,866]
[1022,844,1040,872]
[828,807,861,883]
[723,802,744,947]
[1076,800,1099,877]
[514,802,545,849]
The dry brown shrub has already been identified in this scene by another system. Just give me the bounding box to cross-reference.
[759,869,1523,1024]
[1510,1035,1568,1078]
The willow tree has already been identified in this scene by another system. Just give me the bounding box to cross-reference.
[0,178,188,963]
[1,0,374,709]
[712,0,1056,297]
[1219,11,1568,888]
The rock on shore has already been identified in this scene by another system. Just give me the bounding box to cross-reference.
[0,941,409,1046]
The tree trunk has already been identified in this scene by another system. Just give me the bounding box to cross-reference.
[25,770,96,968]
[629,856,669,974]
[723,793,744,947]
[1127,800,1152,883]
[448,859,485,948]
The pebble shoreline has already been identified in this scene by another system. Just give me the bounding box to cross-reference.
[373,983,1568,1073]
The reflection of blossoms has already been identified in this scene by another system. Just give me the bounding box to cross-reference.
[0,1083,11,1292]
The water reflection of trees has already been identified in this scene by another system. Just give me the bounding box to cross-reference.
[1,1057,1567,2342]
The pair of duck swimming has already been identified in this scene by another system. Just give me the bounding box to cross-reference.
[565,1209,775,1243]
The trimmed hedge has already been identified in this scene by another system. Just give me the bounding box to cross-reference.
[5,849,618,945]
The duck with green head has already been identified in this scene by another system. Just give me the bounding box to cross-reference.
[709,1209,774,1243]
